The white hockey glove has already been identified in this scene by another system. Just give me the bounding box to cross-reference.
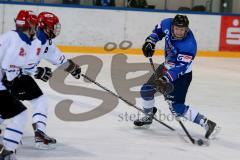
[34,67,52,82]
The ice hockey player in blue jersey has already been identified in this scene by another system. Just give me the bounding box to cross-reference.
[134,14,219,139]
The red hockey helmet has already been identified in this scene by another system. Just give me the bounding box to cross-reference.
[38,12,61,39]
[15,10,38,32]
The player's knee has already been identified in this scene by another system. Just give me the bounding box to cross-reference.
[31,95,48,113]
[31,95,46,103]
[140,84,156,100]
[21,110,28,123]
[168,102,189,117]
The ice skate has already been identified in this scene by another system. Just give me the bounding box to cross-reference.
[33,123,57,150]
[34,129,57,150]
[204,119,221,139]
[0,144,17,160]
[134,107,157,129]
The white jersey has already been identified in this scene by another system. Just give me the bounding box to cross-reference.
[23,29,67,75]
[0,31,34,90]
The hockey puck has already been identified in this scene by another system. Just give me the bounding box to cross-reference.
[197,139,204,146]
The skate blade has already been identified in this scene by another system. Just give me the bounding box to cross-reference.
[133,124,151,129]
[208,126,221,140]
[35,142,56,150]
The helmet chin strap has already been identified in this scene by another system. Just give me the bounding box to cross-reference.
[29,28,36,39]
[48,31,56,39]
[42,28,55,41]
[49,39,52,45]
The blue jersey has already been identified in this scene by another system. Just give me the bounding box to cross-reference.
[149,18,197,82]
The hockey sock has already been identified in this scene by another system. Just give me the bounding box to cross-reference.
[183,106,206,126]
[30,95,48,133]
[3,110,27,151]
[142,99,155,113]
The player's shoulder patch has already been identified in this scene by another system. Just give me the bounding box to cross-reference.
[177,54,193,63]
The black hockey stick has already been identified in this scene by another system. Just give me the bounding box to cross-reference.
[148,57,208,146]
[80,73,175,131]
[149,57,157,73]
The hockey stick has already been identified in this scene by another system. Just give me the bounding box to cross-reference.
[80,73,175,131]
[149,57,157,73]
[148,57,208,146]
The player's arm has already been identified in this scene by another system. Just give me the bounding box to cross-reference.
[0,33,20,81]
[0,33,22,89]
[42,43,67,65]
[42,43,81,79]
[142,23,166,57]
[150,23,166,41]
[60,59,81,79]
[0,32,10,67]
[17,60,52,82]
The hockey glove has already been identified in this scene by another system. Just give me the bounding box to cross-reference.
[34,67,52,82]
[154,76,174,95]
[142,37,156,57]
[71,66,81,79]
[64,59,81,79]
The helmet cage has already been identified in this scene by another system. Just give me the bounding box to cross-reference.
[44,22,61,39]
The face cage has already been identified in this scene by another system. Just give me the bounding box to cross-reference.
[54,22,61,37]
[45,22,61,39]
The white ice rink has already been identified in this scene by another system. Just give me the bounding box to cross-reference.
[10,53,240,160]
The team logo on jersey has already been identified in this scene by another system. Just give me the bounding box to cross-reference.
[19,48,26,57]
[10,65,17,68]
[59,55,66,63]
[177,54,192,63]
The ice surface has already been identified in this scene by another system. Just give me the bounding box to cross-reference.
[8,54,240,160]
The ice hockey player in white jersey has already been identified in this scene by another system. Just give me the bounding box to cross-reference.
[0,10,38,160]
[6,11,82,150]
